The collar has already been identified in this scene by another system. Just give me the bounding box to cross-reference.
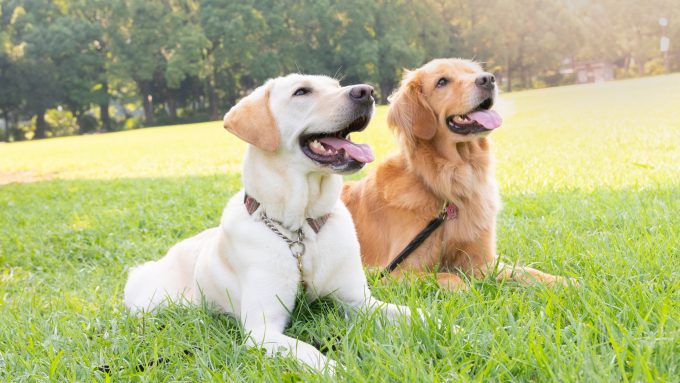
[244,193,330,234]
[442,201,458,220]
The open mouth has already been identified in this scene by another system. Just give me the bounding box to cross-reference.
[300,115,374,173]
[446,97,503,135]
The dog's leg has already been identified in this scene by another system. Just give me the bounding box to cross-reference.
[332,283,422,323]
[475,261,572,287]
[434,272,468,290]
[386,271,468,291]
[239,279,336,374]
[452,232,573,287]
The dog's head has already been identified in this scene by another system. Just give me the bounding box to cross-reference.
[223,74,375,174]
[388,58,502,143]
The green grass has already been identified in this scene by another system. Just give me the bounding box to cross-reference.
[1,74,679,381]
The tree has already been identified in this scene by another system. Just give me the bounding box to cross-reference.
[110,0,172,125]
[1,0,677,140]
[17,0,63,139]
[45,15,104,133]
[452,0,581,91]
[0,1,23,141]
[372,0,452,101]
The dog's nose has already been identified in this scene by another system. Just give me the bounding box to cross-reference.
[475,73,496,91]
[349,85,374,104]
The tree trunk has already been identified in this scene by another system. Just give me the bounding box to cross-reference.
[100,81,111,132]
[34,110,47,139]
[623,53,631,72]
[637,57,645,76]
[76,110,86,135]
[11,111,21,141]
[506,57,513,92]
[207,76,220,120]
[2,110,9,142]
[379,78,394,104]
[168,97,178,120]
[139,82,155,126]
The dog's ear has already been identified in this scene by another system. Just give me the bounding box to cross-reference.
[387,70,437,140]
[223,80,279,152]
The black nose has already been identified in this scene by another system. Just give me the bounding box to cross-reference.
[475,73,495,91]
[349,84,374,104]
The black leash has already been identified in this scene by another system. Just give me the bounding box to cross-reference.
[379,201,458,279]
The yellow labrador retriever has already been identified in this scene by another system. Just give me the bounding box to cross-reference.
[124,74,420,373]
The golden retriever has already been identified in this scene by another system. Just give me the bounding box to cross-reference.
[343,58,570,290]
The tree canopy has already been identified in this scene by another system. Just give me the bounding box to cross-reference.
[0,0,677,141]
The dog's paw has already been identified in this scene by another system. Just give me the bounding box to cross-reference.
[415,308,429,322]
[550,276,580,288]
[323,359,339,376]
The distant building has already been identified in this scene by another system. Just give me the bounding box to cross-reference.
[560,59,614,83]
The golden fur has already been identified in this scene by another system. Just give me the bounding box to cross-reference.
[343,58,569,289]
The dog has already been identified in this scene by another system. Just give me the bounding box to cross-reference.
[123,74,420,373]
[342,58,570,290]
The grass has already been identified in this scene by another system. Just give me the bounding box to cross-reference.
[1,74,679,381]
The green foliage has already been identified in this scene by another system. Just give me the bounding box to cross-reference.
[1,0,679,141]
[1,75,679,381]
[45,108,78,137]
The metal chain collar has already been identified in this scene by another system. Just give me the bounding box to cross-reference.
[260,211,306,275]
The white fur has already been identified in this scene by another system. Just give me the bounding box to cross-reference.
[123,74,418,373]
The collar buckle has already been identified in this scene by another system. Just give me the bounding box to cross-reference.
[440,201,458,220]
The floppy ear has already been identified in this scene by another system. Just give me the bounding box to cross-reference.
[223,81,280,152]
[387,70,437,140]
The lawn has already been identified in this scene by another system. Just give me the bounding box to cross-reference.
[1,74,679,382]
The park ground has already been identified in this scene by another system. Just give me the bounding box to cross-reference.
[1,75,679,381]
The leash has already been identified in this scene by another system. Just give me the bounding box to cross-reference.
[379,201,458,279]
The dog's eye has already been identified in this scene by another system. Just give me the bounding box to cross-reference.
[293,88,311,96]
[436,78,448,88]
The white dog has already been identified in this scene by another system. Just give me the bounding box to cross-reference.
[123,74,419,373]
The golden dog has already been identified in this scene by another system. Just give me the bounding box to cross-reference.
[343,58,569,290]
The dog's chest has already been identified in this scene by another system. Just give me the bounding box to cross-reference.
[442,181,500,243]
[296,219,360,298]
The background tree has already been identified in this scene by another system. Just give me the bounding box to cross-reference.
[0,1,23,141]
[17,0,64,139]
[1,0,677,141]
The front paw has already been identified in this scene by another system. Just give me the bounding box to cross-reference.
[323,358,339,376]
[550,275,580,288]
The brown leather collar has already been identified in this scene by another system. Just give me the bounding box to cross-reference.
[244,193,330,234]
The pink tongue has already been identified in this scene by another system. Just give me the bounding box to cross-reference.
[467,110,503,130]
[317,137,374,163]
